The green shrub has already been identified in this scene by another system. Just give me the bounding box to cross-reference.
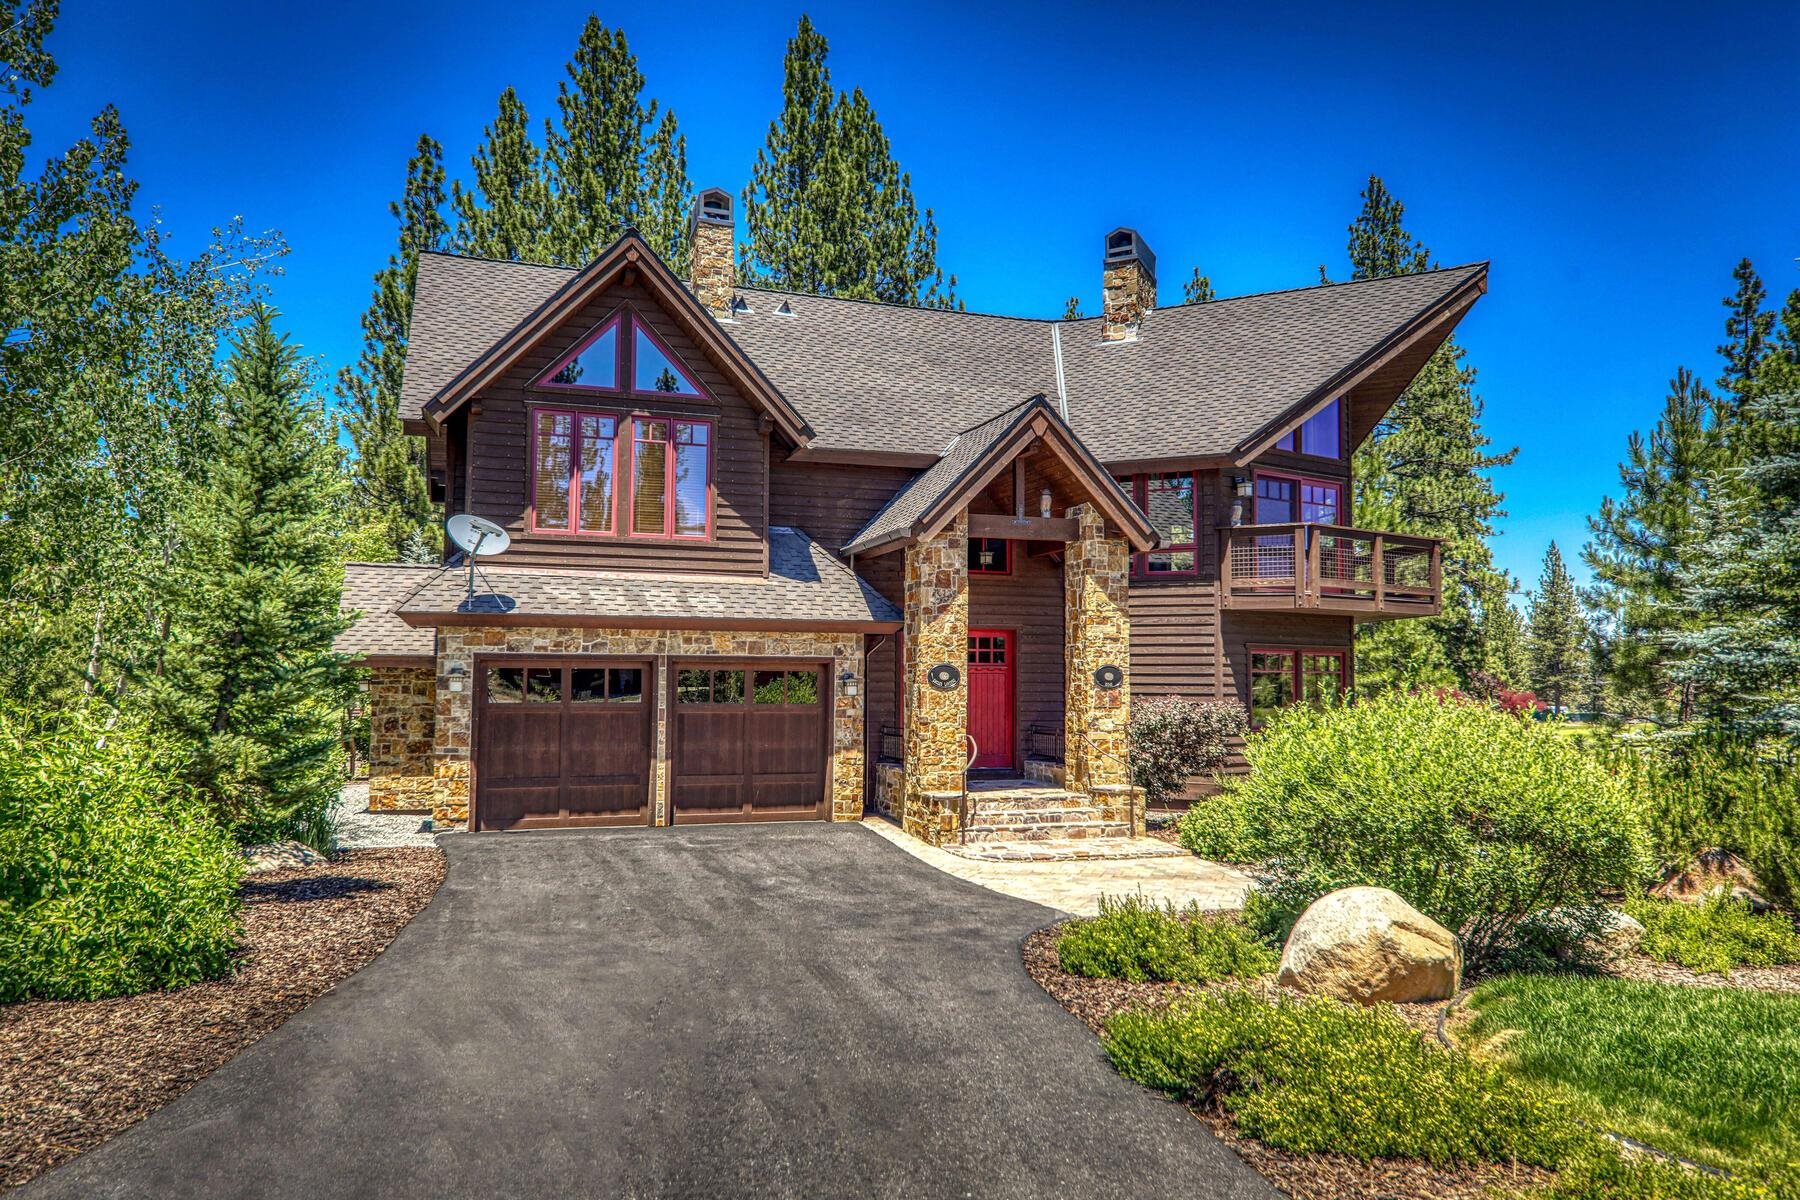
[1625,894,1800,974]
[0,706,243,1002]
[1176,787,1262,862]
[1533,1148,1797,1200]
[1056,895,1278,984]
[1128,697,1247,807]
[1228,692,1652,973]
[1102,988,1589,1166]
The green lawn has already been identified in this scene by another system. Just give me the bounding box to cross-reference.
[1464,974,1800,1174]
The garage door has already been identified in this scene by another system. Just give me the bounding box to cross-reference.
[669,663,829,823]
[475,659,652,830]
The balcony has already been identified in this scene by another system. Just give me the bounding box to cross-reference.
[1220,523,1441,619]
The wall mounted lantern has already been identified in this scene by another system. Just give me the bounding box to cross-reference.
[838,669,859,698]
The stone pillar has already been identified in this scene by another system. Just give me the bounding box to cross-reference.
[367,666,436,812]
[1063,504,1140,832]
[431,630,475,830]
[902,514,969,844]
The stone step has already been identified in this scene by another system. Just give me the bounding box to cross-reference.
[967,805,1110,827]
[967,789,1091,808]
[962,820,1135,843]
[944,836,1188,863]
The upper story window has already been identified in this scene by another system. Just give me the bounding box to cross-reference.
[533,309,709,400]
[968,537,1011,574]
[1115,471,1199,577]
[1273,397,1343,459]
[1255,472,1342,525]
[529,409,711,540]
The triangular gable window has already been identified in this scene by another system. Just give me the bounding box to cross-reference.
[536,316,621,392]
[632,322,704,397]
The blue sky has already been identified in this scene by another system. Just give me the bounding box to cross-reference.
[28,1,1800,595]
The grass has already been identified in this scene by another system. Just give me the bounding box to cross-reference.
[1464,973,1800,1175]
[1624,894,1800,974]
[1055,895,1278,985]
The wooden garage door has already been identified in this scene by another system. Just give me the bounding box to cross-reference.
[669,663,828,823]
[475,659,652,830]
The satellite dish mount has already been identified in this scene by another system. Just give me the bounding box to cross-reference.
[444,514,512,605]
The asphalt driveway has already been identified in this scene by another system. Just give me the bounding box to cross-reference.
[20,824,1274,1200]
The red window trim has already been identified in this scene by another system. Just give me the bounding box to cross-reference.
[1246,645,1351,726]
[1273,396,1346,460]
[627,316,708,399]
[1117,471,1201,578]
[527,406,621,536]
[625,414,714,541]
[968,536,1013,575]
[530,308,713,401]
[534,313,624,393]
[1253,470,1345,525]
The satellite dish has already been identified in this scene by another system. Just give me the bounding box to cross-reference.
[446,513,511,557]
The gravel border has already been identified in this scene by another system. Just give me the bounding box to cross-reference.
[0,848,446,1193]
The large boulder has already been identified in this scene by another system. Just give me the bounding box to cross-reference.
[1277,886,1462,1005]
[1652,849,1773,912]
[241,840,327,875]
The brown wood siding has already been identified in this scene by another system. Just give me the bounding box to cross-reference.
[1126,468,1225,701]
[463,280,768,575]
[768,459,918,552]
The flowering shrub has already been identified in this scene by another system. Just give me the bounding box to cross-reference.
[1127,696,1248,807]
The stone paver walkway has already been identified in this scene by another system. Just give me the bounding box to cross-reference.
[944,835,1188,862]
[331,782,439,850]
[861,816,1252,915]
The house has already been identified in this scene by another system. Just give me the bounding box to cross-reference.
[339,188,1485,845]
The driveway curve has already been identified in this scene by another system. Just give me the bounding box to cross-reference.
[20,824,1273,1200]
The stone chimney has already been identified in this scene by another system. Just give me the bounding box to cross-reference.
[689,187,736,315]
[1101,227,1156,341]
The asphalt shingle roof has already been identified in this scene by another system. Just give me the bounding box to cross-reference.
[396,527,901,628]
[337,563,440,660]
[399,251,1485,463]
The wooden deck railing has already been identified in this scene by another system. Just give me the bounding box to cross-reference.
[1219,523,1442,617]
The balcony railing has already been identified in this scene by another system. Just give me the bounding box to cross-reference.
[1220,523,1442,618]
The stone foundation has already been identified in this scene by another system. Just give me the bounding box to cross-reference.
[902,516,969,845]
[367,665,435,813]
[432,626,864,831]
[873,760,905,821]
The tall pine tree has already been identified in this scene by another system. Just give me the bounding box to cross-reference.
[1182,267,1215,303]
[340,134,447,563]
[1333,175,1517,688]
[150,307,353,843]
[1717,257,1772,401]
[1527,541,1588,712]
[740,16,956,307]
[451,86,554,262]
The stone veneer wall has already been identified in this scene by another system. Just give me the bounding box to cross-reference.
[367,665,436,813]
[431,626,864,830]
[1101,257,1156,341]
[1062,503,1140,832]
[901,514,969,845]
[872,761,904,822]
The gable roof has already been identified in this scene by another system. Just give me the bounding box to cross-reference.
[395,527,901,631]
[406,236,812,447]
[336,563,440,663]
[843,395,1156,556]
[400,249,1487,464]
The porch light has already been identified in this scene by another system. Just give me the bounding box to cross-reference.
[838,669,859,698]
[1039,488,1053,518]
[1233,474,1254,499]
[979,545,998,569]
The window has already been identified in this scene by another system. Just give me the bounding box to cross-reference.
[1248,647,1347,726]
[1273,397,1342,458]
[677,667,764,704]
[537,317,621,391]
[570,666,643,703]
[531,409,618,534]
[1117,472,1200,577]
[1254,473,1342,525]
[968,537,1011,574]
[633,324,703,395]
[629,417,712,538]
[751,669,820,705]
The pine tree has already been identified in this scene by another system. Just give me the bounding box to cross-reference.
[1335,175,1517,688]
[150,307,354,842]
[1061,297,1084,319]
[1182,267,1215,304]
[741,16,956,307]
[451,86,553,262]
[1472,572,1532,690]
[1527,541,1587,712]
[340,134,446,563]
[1717,257,1772,401]
[639,108,692,273]
[1582,367,1717,721]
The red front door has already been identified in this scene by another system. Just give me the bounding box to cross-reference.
[967,629,1014,770]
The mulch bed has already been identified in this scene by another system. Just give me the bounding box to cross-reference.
[0,848,446,1193]
[1022,923,1553,1200]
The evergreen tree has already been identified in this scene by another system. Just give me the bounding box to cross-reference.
[1527,541,1587,712]
[1471,572,1532,690]
[1182,267,1215,304]
[1334,175,1517,688]
[1061,296,1084,320]
[1717,257,1772,400]
[1582,367,1716,721]
[741,16,956,307]
[339,134,446,563]
[149,307,354,841]
[451,86,553,262]
[638,108,692,272]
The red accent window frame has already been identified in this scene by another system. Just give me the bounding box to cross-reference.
[1247,645,1349,727]
[528,407,621,535]
[1116,471,1200,577]
[534,314,623,393]
[1253,471,1344,525]
[626,415,714,540]
[532,308,713,401]
[968,536,1012,575]
[1273,396,1344,459]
